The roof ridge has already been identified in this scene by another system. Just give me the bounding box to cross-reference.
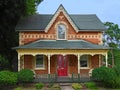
[32,14,97,16]
[70,14,96,15]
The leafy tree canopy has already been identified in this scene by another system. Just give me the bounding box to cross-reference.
[104,22,120,48]
[104,22,120,66]
[0,0,43,70]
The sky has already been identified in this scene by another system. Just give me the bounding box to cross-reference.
[37,0,120,26]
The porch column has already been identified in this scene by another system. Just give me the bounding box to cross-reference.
[105,53,108,67]
[99,55,101,67]
[18,54,21,71]
[48,54,51,74]
[77,54,80,74]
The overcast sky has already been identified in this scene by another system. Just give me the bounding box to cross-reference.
[37,0,120,26]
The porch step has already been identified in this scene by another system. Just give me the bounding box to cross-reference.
[59,83,72,86]
[60,83,74,90]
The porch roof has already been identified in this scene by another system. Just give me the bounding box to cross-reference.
[13,40,109,50]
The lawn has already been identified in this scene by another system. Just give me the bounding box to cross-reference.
[2,81,120,90]
[3,83,61,90]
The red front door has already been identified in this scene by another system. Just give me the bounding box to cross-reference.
[57,55,68,76]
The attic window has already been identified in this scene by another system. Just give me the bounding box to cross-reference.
[57,24,66,40]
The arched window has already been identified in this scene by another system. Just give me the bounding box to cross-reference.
[57,24,66,40]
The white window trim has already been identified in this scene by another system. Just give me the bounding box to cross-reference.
[80,55,90,69]
[57,24,67,40]
[35,55,45,70]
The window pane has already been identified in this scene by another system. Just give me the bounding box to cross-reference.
[80,55,88,67]
[58,24,65,39]
[80,61,87,67]
[36,55,44,68]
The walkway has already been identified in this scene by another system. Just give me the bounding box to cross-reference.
[60,83,74,90]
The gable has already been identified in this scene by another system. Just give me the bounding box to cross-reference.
[45,4,78,33]
[46,11,77,34]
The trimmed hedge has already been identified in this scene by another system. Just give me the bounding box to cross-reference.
[18,69,34,83]
[0,70,17,86]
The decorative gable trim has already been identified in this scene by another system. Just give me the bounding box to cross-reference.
[45,4,78,33]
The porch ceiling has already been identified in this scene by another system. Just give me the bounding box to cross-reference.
[14,40,109,50]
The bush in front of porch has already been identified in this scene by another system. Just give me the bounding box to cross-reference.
[18,69,34,83]
[92,66,120,88]
[0,70,17,86]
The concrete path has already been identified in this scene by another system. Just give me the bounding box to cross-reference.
[61,85,74,90]
[60,83,74,90]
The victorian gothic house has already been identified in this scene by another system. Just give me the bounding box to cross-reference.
[14,5,109,78]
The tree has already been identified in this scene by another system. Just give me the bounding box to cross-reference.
[104,22,120,48]
[104,22,120,66]
[0,0,43,70]
[24,0,43,16]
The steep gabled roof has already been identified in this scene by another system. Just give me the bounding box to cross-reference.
[45,4,78,32]
[13,40,109,50]
[16,14,52,31]
[16,5,106,31]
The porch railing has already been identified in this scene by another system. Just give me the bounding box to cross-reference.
[34,73,90,83]
[71,73,80,82]
[35,73,57,83]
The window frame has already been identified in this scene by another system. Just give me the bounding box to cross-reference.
[35,55,45,70]
[80,55,89,69]
[57,24,66,40]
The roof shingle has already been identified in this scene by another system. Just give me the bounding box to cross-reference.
[16,14,106,31]
[13,40,109,50]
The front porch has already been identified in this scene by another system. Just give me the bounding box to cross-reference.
[17,49,109,82]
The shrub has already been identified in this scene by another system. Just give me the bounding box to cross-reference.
[18,69,34,83]
[72,83,82,90]
[113,65,120,76]
[0,70,17,86]
[35,82,44,89]
[85,82,98,90]
[92,67,104,81]
[113,77,120,88]
[92,66,117,88]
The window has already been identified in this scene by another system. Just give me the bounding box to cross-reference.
[80,55,89,68]
[57,24,66,39]
[36,55,44,69]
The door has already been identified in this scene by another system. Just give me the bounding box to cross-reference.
[57,55,68,76]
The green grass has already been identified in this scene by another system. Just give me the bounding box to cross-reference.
[14,87,23,90]
[85,82,98,90]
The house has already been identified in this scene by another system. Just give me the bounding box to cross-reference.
[14,5,109,78]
